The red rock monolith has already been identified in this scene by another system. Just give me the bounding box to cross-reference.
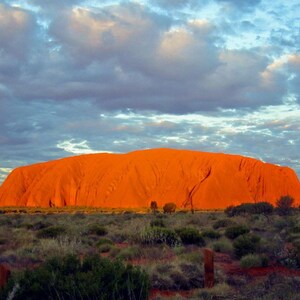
[0,264,11,287]
[204,248,214,288]
[0,148,299,209]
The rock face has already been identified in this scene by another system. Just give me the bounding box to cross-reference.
[0,148,299,209]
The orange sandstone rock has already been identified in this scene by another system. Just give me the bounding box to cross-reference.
[0,148,299,209]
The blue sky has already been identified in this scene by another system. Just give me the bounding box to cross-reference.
[0,0,300,183]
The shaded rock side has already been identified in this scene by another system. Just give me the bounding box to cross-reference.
[0,148,299,209]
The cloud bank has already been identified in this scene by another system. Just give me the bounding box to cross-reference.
[0,0,299,183]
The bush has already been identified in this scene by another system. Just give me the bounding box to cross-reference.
[224,205,236,217]
[37,226,66,239]
[1,254,149,300]
[213,219,235,229]
[276,195,295,216]
[225,225,250,240]
[163,202,176,214]
[225,202,274,217]
[201,229,221,239]
[233,234,260,258]
[26,220,52,231]
[212,240,233,254]
[116,246,142,261]
[96,238,114,247]
[139,227,181,247]
[87,224,107,236]
[176,228,205,246]
[98,244,113,253]
[240,254,267,269]
[150,218,165,228]
[253,202,274,214]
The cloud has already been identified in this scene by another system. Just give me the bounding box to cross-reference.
[0,0,299,184]
[0,1,295,114]
[216,0,261,10]
[0,4,37,82]
[151,0,201,10]
[287,55,300,103]
[57,139,102,154]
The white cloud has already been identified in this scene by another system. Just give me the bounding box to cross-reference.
[56,139,100,154]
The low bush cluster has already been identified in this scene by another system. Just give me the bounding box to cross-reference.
[139,227,181,247]
[87,224,108,236]
[240,254,268,269]
[176,227,205,246]
[212,240,233,254]
[213,219,235,229]
[201,229,221,239]
[36,226,66,239]
[1,254,149,300]
[225,225,250,240]
[233,234,260,258]
[225,202,274,217]
[150,218,165,228]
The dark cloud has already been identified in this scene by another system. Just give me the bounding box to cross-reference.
[0,4,37,80]
[0,2,289,114]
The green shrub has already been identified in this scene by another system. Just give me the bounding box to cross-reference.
[98,244,113,253]
[37,226,66,239]
[25,220,52,231]
[240,254,266,269]
[212,240,233,254]
[233,234,260,258]
[213,219,235,229]
[225,203,254,216]
[97,238,113,246]
[1,254,149,300]
[87,224,107,236]
[176,228,205,246]
[225,202,274,217]
[150,218,165,228]
[202,229,221,239]
[224,205,236,217]
[96,238,114,247]
[139,227,181,247]
[0,238,7,245]
[225,225,250,240]
[116,246,142,261]
[252,202,274,214]
[291,225,300,233]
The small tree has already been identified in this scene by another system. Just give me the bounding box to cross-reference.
[150,201,158,214]
[163,202,176,214]
[276,195,295,216]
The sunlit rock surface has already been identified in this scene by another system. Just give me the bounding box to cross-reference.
[0,149,299,209]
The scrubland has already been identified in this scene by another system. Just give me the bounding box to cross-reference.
[0,205,299,299]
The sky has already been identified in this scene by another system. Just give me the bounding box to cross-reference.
[0,0,300,184]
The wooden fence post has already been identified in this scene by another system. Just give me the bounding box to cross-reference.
[0,264,11,288]
[203,248,214,288]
